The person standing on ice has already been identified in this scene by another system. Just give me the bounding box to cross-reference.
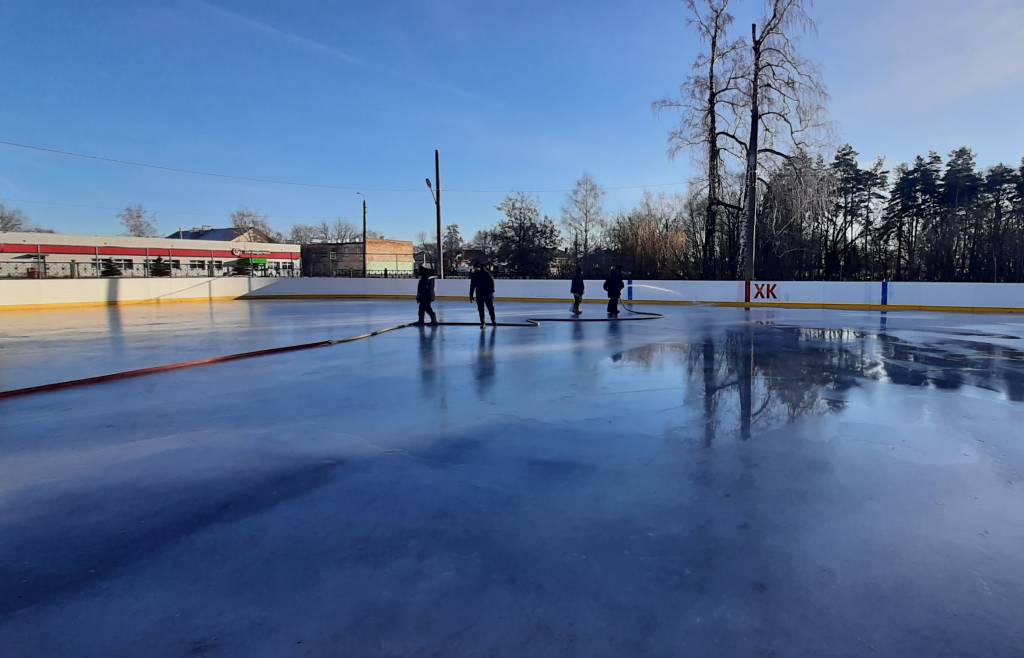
[416,267,438,325]
[603,265,624,316]
[570,266,585,315]
[469,261,497,327]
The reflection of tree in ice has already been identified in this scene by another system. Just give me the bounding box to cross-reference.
[877,334,1024,402]
[618,324,1024,441]
[618,326,882,441]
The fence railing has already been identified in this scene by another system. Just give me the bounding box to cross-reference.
[2,262,585,280]
[322,268,579,280]
[319,264,591,279]
[0,261,301,279]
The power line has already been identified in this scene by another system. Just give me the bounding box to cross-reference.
[446,180,679,193]
[0,139,686,194]
[0,139,417,192]
[0,196,353,225]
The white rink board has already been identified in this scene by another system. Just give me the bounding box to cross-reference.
[3,277,1024,312]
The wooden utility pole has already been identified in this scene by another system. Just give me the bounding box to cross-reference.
[434,149,443,279]
[362,197,368,277]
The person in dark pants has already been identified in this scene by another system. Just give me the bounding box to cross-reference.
[603,265,624,315]
[416,267,438,325]
[570,266,585,315]
[469,261,497,327]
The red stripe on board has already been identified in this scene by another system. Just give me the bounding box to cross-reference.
[39,245,97,255]
[1,243,299,260]
[744,280,751,303]
[98,247,148,256]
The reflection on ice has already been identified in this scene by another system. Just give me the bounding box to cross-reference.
[614,322,1024,442]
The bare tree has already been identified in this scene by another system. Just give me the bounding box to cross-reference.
[561,174,606,263]
[415,231,437,268]
[442,224,464,274]
[0,202,53,233]
[468,229,499,263]
[230,208,282,242]
[606,192,689,278]
[735,0,827,279]
[118,204,158,237]
[656,0,745,279]
[287,219,360,244]
[314,218,359,243]
[1,202,31,232]
[287,223,318,244]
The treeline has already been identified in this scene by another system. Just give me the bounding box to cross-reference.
[705,146,1024,282]
[636,0,1024,282]
[443,144,1024,283]
[0,201,372,245]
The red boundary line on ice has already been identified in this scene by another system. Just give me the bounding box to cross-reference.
[0,308,662,400]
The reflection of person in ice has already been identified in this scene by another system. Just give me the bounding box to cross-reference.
[603,265,624,316]
[416,267,438,325]
[570,266,585,315]
[474,326,496,397]
[469,261,496,328]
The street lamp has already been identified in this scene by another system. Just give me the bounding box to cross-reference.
[425,149,443,278]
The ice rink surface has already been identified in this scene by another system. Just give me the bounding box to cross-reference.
[2,299,1024,657]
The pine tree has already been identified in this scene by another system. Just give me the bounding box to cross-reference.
[981,164,1021,282]
[493,193,561,277]
[100,258,122,277]
[149,256,172,277]
[882,164,915,279]
[911,153,943,279]
[937,148,983,279]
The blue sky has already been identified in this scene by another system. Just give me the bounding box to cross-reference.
[1,0,1022,240]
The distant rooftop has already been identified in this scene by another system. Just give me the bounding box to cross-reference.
[166,227,272,242]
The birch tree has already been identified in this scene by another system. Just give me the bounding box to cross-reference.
[561,174,606,263]
[118,204,158,237]
[656,0,745,279]
[735,0,827,280]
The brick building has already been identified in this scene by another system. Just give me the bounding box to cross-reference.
[301,239,414,277]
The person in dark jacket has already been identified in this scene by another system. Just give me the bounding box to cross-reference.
[416,267,438,325]
[570,266,585,315]
[469,261,497,327]
[603,265,625,315]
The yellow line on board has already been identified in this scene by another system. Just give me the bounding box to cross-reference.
[0,296,239,312]
[242,295,1024,313]
[734,301,1024,314]
[3,292,1024,315]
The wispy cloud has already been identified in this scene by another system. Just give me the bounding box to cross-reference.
[849,0,1024,112]
[192,0,487,102]
[194,0,364,66]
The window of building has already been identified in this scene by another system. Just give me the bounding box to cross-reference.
[329,251,337,261]
[189,260,207,270]
[213,260,223,270]
[170,260,181,270]
[116,258,133,269]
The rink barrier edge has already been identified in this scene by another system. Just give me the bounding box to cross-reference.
[3,293,1024,314]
